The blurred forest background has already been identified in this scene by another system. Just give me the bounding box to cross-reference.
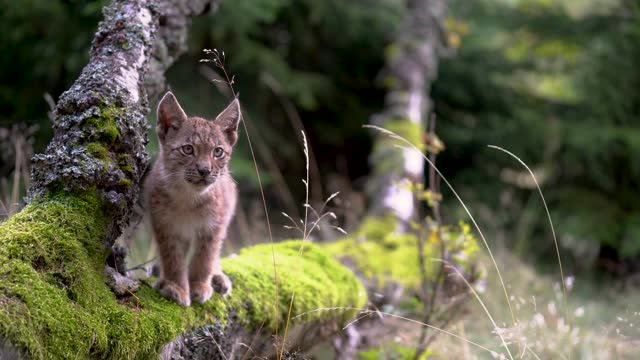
[1,0,639,357]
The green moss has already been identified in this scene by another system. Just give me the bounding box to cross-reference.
[85,106,122,144]
[369,119,425,177]
[117,154,134,175]
[0,195,366,359]
[384,43,401,63]
[117,178,132,190]
[223,241,367,329]
[86,143,109,160]
[85,143,111,170]
[0,192,110,359]
[325,216,479,290]
[382,76,397,90]
[359,344,434,359]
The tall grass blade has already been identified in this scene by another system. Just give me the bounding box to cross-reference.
[487,145,567,315]
[364,124,518,326]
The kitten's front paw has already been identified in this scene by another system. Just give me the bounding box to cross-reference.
[154,279,191,307]
[190,281,213,304]
[212,273,232,297]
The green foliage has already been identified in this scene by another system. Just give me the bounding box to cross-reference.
[196,0,402,110]
[0,0,107,146]
[172,0,405,191]
[326,216,479,290]
[434,0,640,261]
[0,192,366,359]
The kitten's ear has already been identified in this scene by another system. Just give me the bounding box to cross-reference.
[215,98,241,146]
[156,92,188,142]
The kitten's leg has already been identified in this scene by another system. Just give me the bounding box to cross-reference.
[154,234,191,306]
[189,231,231,303]
[211,236,232,297]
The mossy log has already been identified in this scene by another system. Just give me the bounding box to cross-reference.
[0,192,367,358]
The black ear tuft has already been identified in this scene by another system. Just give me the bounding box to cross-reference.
[156,91,188,142]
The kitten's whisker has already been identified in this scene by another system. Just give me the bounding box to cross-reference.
[156,170,183,182]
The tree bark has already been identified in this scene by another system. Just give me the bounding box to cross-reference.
[367,0,448,227]
[29,0,218,250]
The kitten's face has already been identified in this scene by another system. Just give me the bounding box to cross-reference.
[156,92,240,189]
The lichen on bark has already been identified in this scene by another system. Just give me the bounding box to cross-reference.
[29,0,158,249]
[27,0,221,251]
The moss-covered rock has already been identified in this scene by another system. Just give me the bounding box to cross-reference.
[0,192,366,359]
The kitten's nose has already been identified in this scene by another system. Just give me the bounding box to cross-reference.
[197,166,211,177]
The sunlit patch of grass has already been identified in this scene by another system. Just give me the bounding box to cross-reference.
[430,250,640,359]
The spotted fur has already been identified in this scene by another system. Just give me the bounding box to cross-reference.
[144,92,240,306]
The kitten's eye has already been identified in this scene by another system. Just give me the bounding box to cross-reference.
[213,147,224,158]
[181,145,194,155]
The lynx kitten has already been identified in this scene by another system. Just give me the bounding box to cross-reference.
[145,92,240,306]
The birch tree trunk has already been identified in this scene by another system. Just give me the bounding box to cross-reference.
[367,0,449,227]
